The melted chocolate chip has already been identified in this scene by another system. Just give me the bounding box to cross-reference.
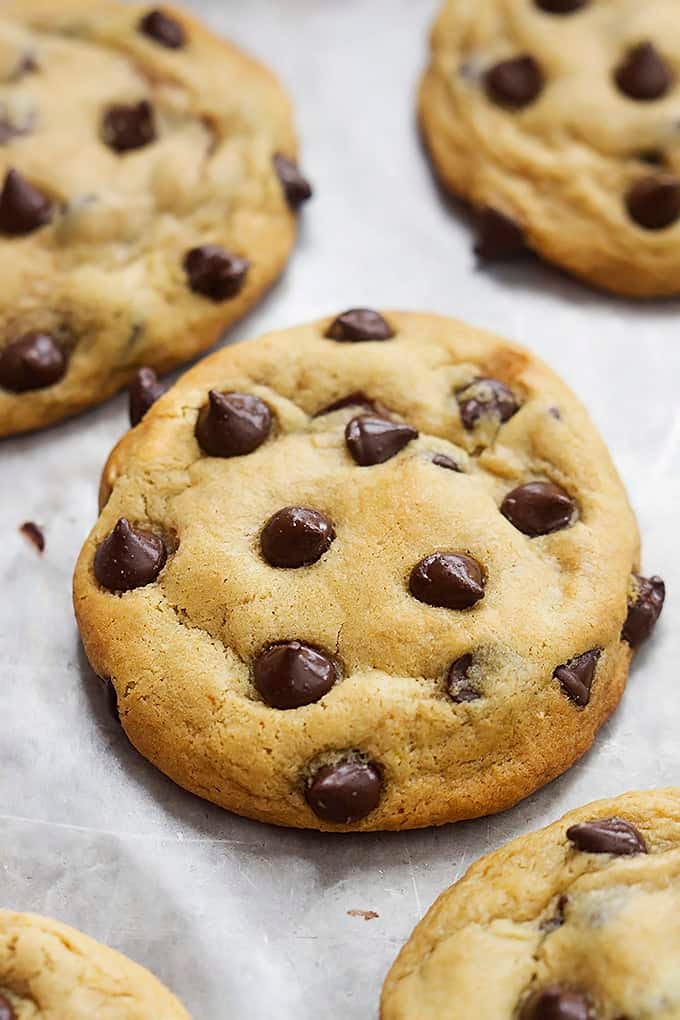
[0,168,52,235]
[101,100,156,153]
[456,377,519,429]
[567,816,648,855]
[432,453,462,472]
[0,994,15,1020]
[325,309,394,342]
[345,415,417,466]
[501,481,576,536]
[486,56,544,108]
[315,392,381,417]
[622,574,665,647]
[254,641,338,709]
[261,507,335,568]
[139,9,186,48]
[128,366,167,426]
[410,553,485,611]
[446,653,480,702]
[626,175,680,229]
[94,518,167,592]
[474,208,527,261]
[520,986,591,1020]
[20,521,45,553]
[306,759,382,824]
[615,43,672,101]
[195,390,272,457]
[273,153,312,210]
[0,333,66,392]
[553,649,600,707]
[535,0,587,11]
[184,245,250,301]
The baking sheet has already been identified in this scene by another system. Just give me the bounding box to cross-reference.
[1,0,678,1016]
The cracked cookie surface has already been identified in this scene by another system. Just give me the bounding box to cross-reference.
[73,311,658,831]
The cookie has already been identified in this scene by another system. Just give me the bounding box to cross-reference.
[420,1,680,297]
[0,910,189,1018]
[381,789,680,1019]
[73,311,663,832]
[0,1,309,437]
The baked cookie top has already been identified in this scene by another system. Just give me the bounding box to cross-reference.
[421,0,680,297]
[0,911,189,1018]
[382,789,680,1019]
[73,311,662,832]
[0,0,308,436]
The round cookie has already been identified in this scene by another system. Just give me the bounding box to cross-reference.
[421,0,680,297]
[73,311,664,832]
[381,789,680,1019]
[0,1,309,436]
[0,911,189,1018]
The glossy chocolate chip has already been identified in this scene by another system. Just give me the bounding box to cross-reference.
[315,392,381,417]
[0,333,66,392]
[446,653,480,702]
[94,518,167,592]
[486,56,544,108]
[432,453,462,472]
[474,207,527,261]
[273,153,312,210]
[254,641,338,709]
[622,574,665,647]
[553,649,600,707]
[184,245,250,301]
[128,366,167,427]
[195,390,272,457]
[501,481,576,536]
[626,174,680,229]
[139,9,186,48]
[0,168,52,235]
[410,553,485,610]
[456,377,519,429]
[535,0,587,11]
[615,43,672,101]
[261,507,335,568]
[325,309,394,342]
[0,995,15,1020]
[101,100,156,152]
[306,759,382,824]
[345,415,417,466]
[520,986,591,1020]
[567,816,647,855]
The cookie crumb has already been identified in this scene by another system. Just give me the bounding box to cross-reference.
[347,909,379,921]
[20,521,45,553]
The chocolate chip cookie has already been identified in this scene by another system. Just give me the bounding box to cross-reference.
[0,911,189,1018]
[382,789,680,1019]
[73,311,663,831]
[421,1,680,296]
[0,1,310,436]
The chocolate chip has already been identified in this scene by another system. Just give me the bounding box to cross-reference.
[520,986,591,1020]
[486,56,544,108]
[139,9,186,48]
[0,995,15,1020]
[540,895,569,933]
[94,518,167,592]
[20,521,45,553]
[501,481,576,536]
[254,641,338,709]
[553,649,600,707]
[474,207,527,261]
[567,816,647,855]
[638,149,666,166]
[184,245,250,301]
[345,415,417,466]
[626,174,680,229]
[0,168,52,235]
[0,333,66,392]
[306,759,382,824]
[315,392,381,417]
[615,43,672,101]
[535,0,587,11]
[325,309,394,342]
[195,390,272,457]
[128,366,167,427]
[273,153,312,210]
[261,507,335,568]
[410,553,485,610]
[622,574,665,647]
[446,653,480,702]
[456,377,519,429]
[432,453,462,472]
[101,100,156,153]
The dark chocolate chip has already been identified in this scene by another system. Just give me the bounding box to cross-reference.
[0,995,15,1020]
[456,377,519,429]
[94,518,167,592]
[315,392,381,417]
[184,245,250,301]
[474,207,527,261]
[195,390,272,457]
[615,43,672,101]
[101,100,156,153]
[446,653,480,702]
[501,481,576,536]
[432,453,462,472]
[20,521,45,553]
[261,507,335,568]
[410,553,485,611]
[0,333,66,392]
[273,153,312,210]
[486,56,544,108]
[254,641,338,709]
[535,0,587,12]
[520,986,591,1020]
[325,309,394,342]
[139,9,186,48]
[553,649,600,707]
[128,366,167,427]
[345,415,417,466]
[567,816,648,855]
[0,168,52,235]
[540,895,569,933]
[622,573,665,647]
[306,759,382,824]
[626,174,680,229]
